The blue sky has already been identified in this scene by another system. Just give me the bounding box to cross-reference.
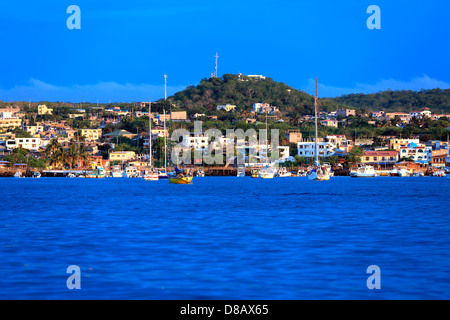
[0,0,449,102]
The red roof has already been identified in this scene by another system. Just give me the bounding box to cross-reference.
[363,151,398,156]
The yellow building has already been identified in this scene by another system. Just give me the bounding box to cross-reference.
[388,138,420,151]
[24,125,45,136]
[109,151,136,162]
[80,129,102,141]
[38,104,53,115]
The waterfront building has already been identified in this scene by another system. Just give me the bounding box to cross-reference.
[361,151,399,165]
[297,140,335,158]
[431,149,448,167]
[182,134,209,151]
[388,138,420,151]
[398,143,429,163]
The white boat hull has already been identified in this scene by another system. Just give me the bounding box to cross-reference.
[308,171,330,181]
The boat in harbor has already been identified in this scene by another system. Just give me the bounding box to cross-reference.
[276,167,292,177]
[13,171,23,178]
[86,166,106,178]
[111,165,123,178]
[125,165,140,178]
[308,79,330,181]
[390,167,409,177]
[143,101,159,181]
[433,169,447,177]
[168,165,193,184]
[350,164,377,178]
[251,168,259,178]
[237,165,245,177]
[158,169,169,180]
[260,165,276,179]
[195,168,205,177]
[32,171,41,178]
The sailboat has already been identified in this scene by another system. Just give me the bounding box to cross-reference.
[308,79,330,181]
[166,75,193,184]
[143,101,159,181]
[259,114,276,179]
[158,77,169,180]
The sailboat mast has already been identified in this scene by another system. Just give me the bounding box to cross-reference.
[314,78,319,166]
[149,101,152,168]
[265,113,268,165]
[164,74,167,171]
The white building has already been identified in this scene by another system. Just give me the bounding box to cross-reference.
[7,138,42,151]
[297,141,335,158]
[409,108,432,119]
[398,142,430,163]
[182,135,210,151]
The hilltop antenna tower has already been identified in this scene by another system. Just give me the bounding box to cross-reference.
[164,74,167,100]
[214,52,219,77]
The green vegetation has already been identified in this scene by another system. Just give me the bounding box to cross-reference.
[44,139,91,169]
[4,148,46,168]
[329,89,450,114]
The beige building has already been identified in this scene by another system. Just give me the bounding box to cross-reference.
[38,104,53,115]
[109,151,136,162]
[287,130,302,144]
[0,118,22,129]
[80,129,102,141]
[361,151,399,164]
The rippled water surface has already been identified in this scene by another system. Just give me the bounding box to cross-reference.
[1,176,449,299]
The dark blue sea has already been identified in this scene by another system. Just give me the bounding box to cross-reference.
[1,176,449,299]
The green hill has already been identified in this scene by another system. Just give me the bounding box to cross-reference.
[328,89,450,114]
[163,74,450,115]
[167,74,315,116]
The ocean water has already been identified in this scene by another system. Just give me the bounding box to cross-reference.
[0,176,449,300]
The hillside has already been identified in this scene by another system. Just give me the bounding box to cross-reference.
[168,74,315,116]
[328,89,450,114]
[166,74,450,116]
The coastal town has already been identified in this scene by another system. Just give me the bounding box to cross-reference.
[1,74,450,179]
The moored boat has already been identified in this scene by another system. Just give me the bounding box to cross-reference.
[390,167,409,177]
[350,165,376,178]
[168,166,193,184]
[260,165,276,179]
[277,167,292,177]
[307,79,331,182]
